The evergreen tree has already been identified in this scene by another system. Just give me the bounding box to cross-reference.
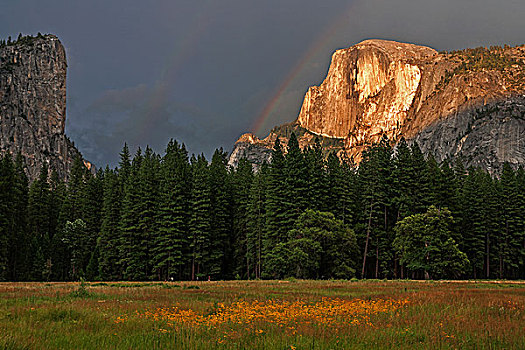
[231,158,254,278]
[98,168,122,280]
[79,171,103,275]
[283,133,308,225]
[392,137,414,219]
[119,148,147,280]
[462,169,499,278]
[11,154,29,280]
[59,155,87,226]
[118,143,132,183]
[438,160,458,211]
[99,144,131,280]
[48,170,67,281]
[515,167,525,278]
[358,135,394,278]
[304,138,329,212]
[425,155,442,207]
[0,155,16,280]
[134,147,160,280]
[208,149,231,279]
[61,219,88,279]
[410,142,430,213]
[246,163,268,279]
[189,154,211,280]
[153,140,191,280]
[55,155,87,279]
[326,152,358,226]
[263,138,287,277]
[497,163,521,278]
[27,164,50,280]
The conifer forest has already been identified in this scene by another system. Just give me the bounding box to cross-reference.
[1,134,524,282]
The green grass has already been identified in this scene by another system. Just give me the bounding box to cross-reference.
[0,280,524,349]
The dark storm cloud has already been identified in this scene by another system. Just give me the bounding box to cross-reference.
[75,84,224,165]
[1,0,524,166]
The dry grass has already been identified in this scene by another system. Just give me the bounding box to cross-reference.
[1,280,524,349]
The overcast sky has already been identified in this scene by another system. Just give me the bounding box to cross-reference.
[1,0,524,166]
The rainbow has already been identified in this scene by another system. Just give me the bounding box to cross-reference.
[251,1,358,136]
[134,8,210,144]
[135,2,359,145]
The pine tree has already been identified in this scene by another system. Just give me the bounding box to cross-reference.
[79,171,103,275]
[483,171,501,279]
[462,169,500,278]
[98,167,122,280]
[358,135,394,278]
[62,219,88,279]
[283,133,308,225]
[99,144,131,280]
[55,155,87,279]
[48,170,67,281]
[425,155,442,207]
[515,166,525,278]
[497,163,520,278]
[134,147,160,280]
[153,140,191,280]
[27,163,50,280]
[460,169,484,278]
[10,154,29,280]
[230,158,254,278]
[119,148,148,280]
[208,149,231,279]
[59,155,87,226]
[410,142,430,213]
[392,137,415,219]
[438,160,457,211]
[326,152,359,226]
[189,154,211,280]
[326,153,344,219]
[0,155,16,280]
[246,163,268,279]
[118,143,132,183]
[304,138,329,212]
[263,138,287,277]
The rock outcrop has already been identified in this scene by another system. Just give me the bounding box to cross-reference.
[0,34,91,180]
[230,39,525,172]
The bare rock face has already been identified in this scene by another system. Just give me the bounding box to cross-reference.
[297,40,435,142]
[230,39,525,172]
[0,35,90,180]
[227,133,273,169]
[412,96,525,173]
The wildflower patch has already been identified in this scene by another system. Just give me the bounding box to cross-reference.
[122,297,409,332]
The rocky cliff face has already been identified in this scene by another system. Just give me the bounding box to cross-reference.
[229,39,525,172]
[0,34,90,180]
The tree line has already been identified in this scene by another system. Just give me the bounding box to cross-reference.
[1,134,524,281]
[0,33,45,48]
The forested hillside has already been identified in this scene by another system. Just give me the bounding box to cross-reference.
[1,135,524,281]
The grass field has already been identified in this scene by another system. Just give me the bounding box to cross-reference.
[0,280,524,349]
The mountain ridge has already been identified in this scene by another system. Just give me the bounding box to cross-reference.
[229,39,525,173]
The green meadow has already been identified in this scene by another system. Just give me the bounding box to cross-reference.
[1,280,524,349]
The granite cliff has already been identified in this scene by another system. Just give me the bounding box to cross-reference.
[0,34,91,180]
[229,39,525,172]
